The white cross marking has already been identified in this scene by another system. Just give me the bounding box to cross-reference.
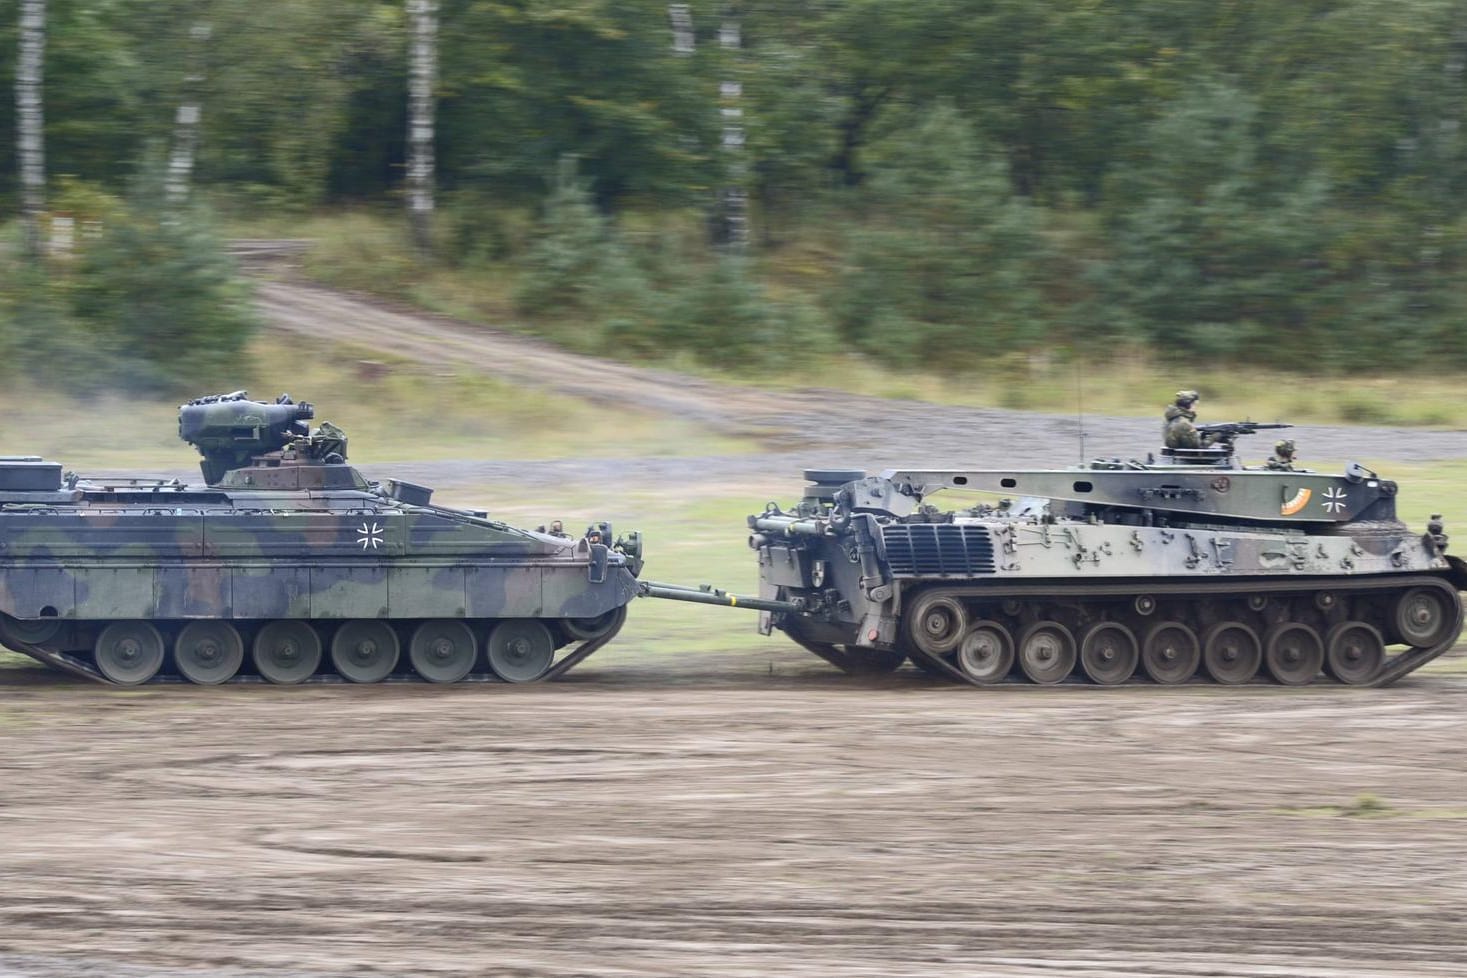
[357,522,384,549]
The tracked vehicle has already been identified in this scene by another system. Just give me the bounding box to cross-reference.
[0,392,642,685]
[652,426,1467,686]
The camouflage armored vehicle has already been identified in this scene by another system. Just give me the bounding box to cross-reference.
[650,423,1466,687]
[0,392,642,685]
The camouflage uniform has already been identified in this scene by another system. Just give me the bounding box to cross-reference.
[1265,439,1297,471]
[1163,391,1207,449]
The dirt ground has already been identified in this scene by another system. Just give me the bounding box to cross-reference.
[5,251,1465,977]
[5,648,1467,978]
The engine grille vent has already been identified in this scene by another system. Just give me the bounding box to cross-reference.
[882,524,997,577]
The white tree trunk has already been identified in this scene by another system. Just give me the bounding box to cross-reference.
[406,0,438,255]
[16,0,47,259]
[718,3,749,250]
[668,3,694,55]
[166,21,213,208]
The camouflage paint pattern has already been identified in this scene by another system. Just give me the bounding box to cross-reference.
[0,392,642,683]
[0,492,638,624]
[745,452,1467,686]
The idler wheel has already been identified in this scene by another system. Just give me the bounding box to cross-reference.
[1264,623,1324,686]
[904,593,968,656]
[1393,587,1455,648]
[1325,621,1386,686]
[94,621,165,686]
[956,620,1015,684]
[174,621,244,685]
[253,621,323,685]
[0,613,61,648]
[1201,622,1262,685]
[330,620,400,683]
[486,619,555,683]
[1141,621,1200,685]
[1016,621,1076,685]
[561,607,625,642]
[1079,622,1138,686]
[409,620,477,683]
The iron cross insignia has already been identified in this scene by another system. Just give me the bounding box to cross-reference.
[357,522,385,549]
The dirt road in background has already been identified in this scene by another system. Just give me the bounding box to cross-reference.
[242,252,1467,470]
[3,657,1467,978]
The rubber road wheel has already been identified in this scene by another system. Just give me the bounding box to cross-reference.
[253,621,322,685]
[486,619,556,683]
[1264,623,1324,686]
[331,620,401,683]
[175,620,245,685]
[956,620,1015,684]
[1325,621,1385,685]
[409,620,477,683]
[1016,621,1075,685]
[1202,622,1261,685]
[94,621,166,685]
[1141,621,1200,685]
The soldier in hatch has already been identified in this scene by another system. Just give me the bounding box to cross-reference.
[1163,390,1216,449]
[1264,439,1298,471]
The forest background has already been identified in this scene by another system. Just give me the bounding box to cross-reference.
[3,0,1466,410]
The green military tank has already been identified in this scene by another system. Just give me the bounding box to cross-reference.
[648,422,1466,687]
[0,392,643,686]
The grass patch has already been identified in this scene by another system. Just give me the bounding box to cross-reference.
[220,209,1467,429]
[436,482,784,658]
[1276,793,1467,820]
[0,649,43,671]
[2,333,753,473]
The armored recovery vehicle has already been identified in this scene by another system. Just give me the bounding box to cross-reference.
[648,424,1467,687]
[0,392,642,685]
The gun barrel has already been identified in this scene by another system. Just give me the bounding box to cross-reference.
[1198,421,1293,434]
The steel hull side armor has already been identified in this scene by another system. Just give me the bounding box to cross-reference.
[0,392,643,686]
[730,455,1467,687]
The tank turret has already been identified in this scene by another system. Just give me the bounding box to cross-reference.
[179,391,319,484]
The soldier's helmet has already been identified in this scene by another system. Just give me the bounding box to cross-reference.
[1275,439,1295,456]
[1174,389,1200,407]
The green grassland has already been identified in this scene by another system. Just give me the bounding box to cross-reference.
[2,333,752,473]
[221,209,1467,428]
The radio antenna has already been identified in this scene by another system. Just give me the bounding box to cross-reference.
[1076,363,1087,463]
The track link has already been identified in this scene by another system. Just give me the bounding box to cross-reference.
[5,608,628,687]
[885,574,1463,688]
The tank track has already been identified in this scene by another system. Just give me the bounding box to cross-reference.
[3,609,627,686]
[819,574,1463,688]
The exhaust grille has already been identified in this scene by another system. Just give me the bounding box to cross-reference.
[882,524,997,577]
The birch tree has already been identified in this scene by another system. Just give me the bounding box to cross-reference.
[16,0,47,259]
[406,0,438,255]
[717,3,749,249]
[166,20,212,208]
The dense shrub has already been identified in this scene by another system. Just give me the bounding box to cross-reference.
[0,199,256,393]
[827,103,1049,369]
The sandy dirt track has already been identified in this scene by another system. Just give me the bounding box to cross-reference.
[5,248,1463,978]
[4,654,1467,978]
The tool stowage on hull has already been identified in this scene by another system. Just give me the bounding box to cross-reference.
[727,455,1467,687]
[0,392,644,686]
